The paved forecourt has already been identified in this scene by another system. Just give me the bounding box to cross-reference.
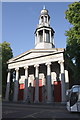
[2,102,80,119]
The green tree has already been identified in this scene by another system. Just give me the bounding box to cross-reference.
[65,2,80,86]
[0,41,13,98]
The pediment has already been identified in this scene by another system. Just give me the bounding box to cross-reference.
[8,48,64,63]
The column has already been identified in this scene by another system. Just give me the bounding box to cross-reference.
[46,62,52,103]
[58,60,66,102]
[13,68,19,102]
[43,29,45,42]
[45,30,46,42]
[48,19,50,25]
[47,16,48,24]
[37,31,39,43]
[34,64,39,103]
[5,69,11,101]
[65,70,69,83]
[49,30,51,43]
[23,66,28,101]
[65,70,69,90]
[52,35,54,44]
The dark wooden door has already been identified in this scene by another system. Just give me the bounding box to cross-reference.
[54,81,61,102]
[18,84,24,100]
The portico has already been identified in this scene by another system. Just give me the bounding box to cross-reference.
[5,48,67,103]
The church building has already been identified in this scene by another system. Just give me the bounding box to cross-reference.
[5,7,69,103]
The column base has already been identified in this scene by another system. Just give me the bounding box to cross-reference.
[4,99,9,102]
[34,100,39,103]
[23,100,26,103]
[46,100,53,104]
[23,97,27,102]
[61,101,66,105]
[13,98,18,102]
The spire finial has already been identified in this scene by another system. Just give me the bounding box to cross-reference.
[43,5,46,10]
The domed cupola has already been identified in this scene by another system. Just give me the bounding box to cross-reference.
[35,6,55,49]
[39,6,50,27]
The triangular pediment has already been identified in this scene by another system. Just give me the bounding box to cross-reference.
[8,48,64,63]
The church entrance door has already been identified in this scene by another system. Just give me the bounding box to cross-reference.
[54,81,61,102]
[18,84,24,101]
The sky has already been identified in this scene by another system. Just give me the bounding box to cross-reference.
[2,2,74,57]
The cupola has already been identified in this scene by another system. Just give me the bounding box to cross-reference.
[35,6,55,49]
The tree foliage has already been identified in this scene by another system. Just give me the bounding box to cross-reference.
[0,41,13,98]
[65,2,80,86]
[65,2,80,26]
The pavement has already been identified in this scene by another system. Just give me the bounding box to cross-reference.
[2,101,80,119]
[2,101,66,108]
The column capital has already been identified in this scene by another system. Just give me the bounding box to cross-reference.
[58,60,64,64]
[24,66,28,69]
[45,62,51,66]
[34,64,39,68]
[15,67,19,71]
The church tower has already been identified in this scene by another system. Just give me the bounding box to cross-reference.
[35,6,55,49]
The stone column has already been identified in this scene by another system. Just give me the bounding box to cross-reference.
[45,30,46,42]
[34,64,39,103]
[65,70,69,90]
[49,30,51,43]
[46,62,52,103]
[52,35,54,44]
[65,70,69,83]
[5,69,11,101]
[47,16,48,24]
[58,60,66,102]
[13,68,19,102]
[43,29,45,42]
[23,66,28,101]
[37,31,39,43]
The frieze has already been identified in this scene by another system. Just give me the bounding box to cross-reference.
[8,53,64,69]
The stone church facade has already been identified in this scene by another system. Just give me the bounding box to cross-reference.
[5,7,69,103]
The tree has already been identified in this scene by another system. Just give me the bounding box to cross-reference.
[0,41,13,98]
[65,2,80,86]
